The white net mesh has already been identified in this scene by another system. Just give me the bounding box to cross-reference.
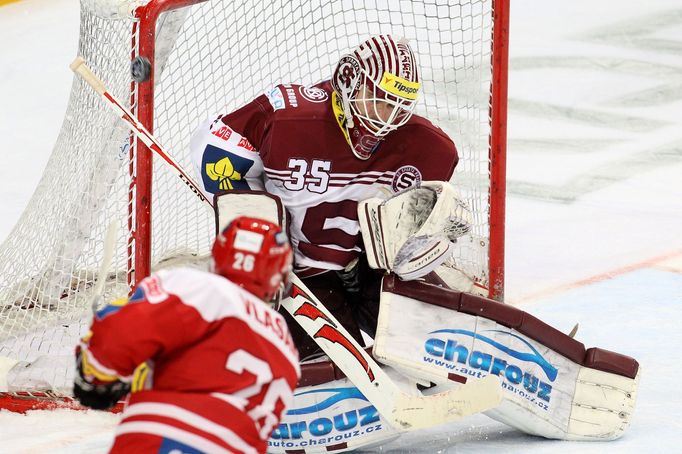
[0,0,500,394]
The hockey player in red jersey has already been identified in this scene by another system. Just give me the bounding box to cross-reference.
[73,216,299,454]
[190,35,459,358]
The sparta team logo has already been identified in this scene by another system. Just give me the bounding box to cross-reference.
[333,56,361,94]
[391,165,422,192]
[299,86,329,103]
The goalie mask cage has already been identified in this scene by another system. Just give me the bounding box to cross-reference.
[0,0,508,406]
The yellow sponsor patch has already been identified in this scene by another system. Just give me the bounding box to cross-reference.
[81,349,119,382]
[205,157,242,190]
[132,362,151,392]
[378,72,420,100]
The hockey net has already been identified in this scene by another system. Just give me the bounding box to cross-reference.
[0,0,508,407]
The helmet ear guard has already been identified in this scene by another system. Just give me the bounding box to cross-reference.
[332,55,362,128]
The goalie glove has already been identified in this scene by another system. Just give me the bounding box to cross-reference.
[73,346,130,410]
[358,181,472,280]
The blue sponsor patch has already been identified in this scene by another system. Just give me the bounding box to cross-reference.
[128,286,145,303]
[286,387,368,415]
[95,286,147,320]
[94,297,129,320]
[272,387,381,441]
[158,437,205,454]
[201,144,254,193]
[424,328,557,406]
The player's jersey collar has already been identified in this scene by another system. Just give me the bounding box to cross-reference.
[331,91,382,160]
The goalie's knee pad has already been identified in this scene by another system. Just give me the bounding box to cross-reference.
[214,190,286,232]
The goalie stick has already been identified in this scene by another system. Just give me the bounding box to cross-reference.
[69,57,212,209]
[70,56,502,429]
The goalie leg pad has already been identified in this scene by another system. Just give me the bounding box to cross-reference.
[372,276,640,441]
[268,377,401,453]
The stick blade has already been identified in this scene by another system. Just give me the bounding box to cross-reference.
[390,374,502,430]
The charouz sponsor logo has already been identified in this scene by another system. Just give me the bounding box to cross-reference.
[268,387,383,450]
[423,329,557,411]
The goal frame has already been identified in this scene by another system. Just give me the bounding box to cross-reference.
[0,0,509,414]
[131,0,509,300]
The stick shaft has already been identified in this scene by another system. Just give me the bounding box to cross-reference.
[70,57,212,208]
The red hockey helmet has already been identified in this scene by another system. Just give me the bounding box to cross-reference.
[331,35,421,159]
[212,216,293,302]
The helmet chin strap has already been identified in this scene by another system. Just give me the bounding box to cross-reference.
[341,90,355,128]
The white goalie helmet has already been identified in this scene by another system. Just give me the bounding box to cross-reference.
[331,35,421,160]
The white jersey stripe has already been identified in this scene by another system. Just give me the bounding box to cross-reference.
[329,175,393,184]
[120,402,257,452]
[210,391,249,410]
[330,171,393,177]
[262,167,292,176]
[263,167,395,179]
[116,420,254,454]
[264,175,293,183]
[328,179,392,188]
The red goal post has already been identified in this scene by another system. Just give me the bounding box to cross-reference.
[0,0,508,407]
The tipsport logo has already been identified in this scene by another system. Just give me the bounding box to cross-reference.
[423,329,557,408]
[269,387,383,449]
[378,71,420,100]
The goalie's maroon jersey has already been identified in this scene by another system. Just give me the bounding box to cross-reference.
[82,267,300,454]
[190,81,458,276]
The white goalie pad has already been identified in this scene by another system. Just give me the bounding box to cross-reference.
[268,375,401,453]
[214,190,286,232]
[373,276,640,441]
[358,181,472,280]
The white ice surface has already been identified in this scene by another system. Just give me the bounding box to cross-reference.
[1,0,681,452]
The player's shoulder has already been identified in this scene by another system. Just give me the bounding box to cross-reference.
[155,266,219,291]
[262,82,332,117]
[401,113,455,148]
[153,267,246,317]
[384,114,457,164]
